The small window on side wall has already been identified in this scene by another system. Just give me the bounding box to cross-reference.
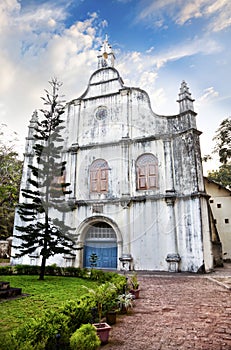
[90,159,109,193]
[136,153,158,190]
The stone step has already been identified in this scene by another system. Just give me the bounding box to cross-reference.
[0,281,10,290]
[0,287,22,299]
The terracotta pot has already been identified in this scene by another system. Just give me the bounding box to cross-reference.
[120,304,128,314]
[93,322,111,344]
[106,310,117,325]
[129,289,140,299]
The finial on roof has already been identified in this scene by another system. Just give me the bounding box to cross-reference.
[177,80,195,113]
[30,110,38,123]
[97,35,115,69]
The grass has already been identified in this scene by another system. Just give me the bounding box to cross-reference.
[0,275,98,335]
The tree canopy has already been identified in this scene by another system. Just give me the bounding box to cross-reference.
[207,117,231,188]
[213,117,231,164]
[0,126,23,240]
[207,164,231,189]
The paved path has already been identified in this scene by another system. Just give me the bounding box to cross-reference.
[103,266,231,350]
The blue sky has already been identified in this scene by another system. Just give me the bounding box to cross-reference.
[0,0,231,172]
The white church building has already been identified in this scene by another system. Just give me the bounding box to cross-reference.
[12,38,217,272]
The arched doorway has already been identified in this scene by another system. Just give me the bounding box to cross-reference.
[83,222,117,269]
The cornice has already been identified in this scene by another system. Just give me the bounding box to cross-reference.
[68,191,209,209]
[67,128,202,152]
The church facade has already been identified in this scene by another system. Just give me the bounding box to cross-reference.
[12,38,215,272]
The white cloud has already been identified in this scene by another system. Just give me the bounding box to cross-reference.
[198,87,219,102]
[115,32,222,116]
[177,0,231,31]
[119,35,220,75]
[0,0,20,31]
[175,0,207,24]
[206,1,231,31]
[146,47,155,54]
[155,36,221,69]
[137,0,231,32]
[101,19,108,28]
[0,1,103,156]
[0,0,229,166]
[138,0,177,21]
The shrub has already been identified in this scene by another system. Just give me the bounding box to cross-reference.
[15,310,70,349]
[60,296,96,334]
[13,295,99,349]
[13,264,40,275]
[0,265,13,275]
[0,332,47,350]
[109,273,127,293]
[0,333,18,350]
[70,324,100,350]
[45,264,64,276]
[89,269,107,282]
[64,267,83,277]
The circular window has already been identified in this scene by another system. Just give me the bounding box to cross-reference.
[95,106,108,120]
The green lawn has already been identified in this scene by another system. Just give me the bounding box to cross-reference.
[0,275,97,335]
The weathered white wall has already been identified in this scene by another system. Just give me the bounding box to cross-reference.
[12,62,214,272]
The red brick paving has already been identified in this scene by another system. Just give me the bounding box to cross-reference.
[103,270,231,350]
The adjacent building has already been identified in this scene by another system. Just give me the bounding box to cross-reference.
[204,177,231,261]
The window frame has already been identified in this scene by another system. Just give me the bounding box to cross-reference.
[90,159,109,193]
[136,153,158,191]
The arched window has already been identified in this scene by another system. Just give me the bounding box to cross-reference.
[50,171,66,197]
[136,153,158,190]
[90,159,109,193]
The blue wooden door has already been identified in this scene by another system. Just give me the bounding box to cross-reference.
[84,243,117,269]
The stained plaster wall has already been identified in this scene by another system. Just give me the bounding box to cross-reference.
[12,64,214,272]
[61,66,211,272]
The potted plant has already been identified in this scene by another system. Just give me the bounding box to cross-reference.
[70,323,101,350]
[87,282,117,344]
[129,272,140,299]
[105,299,119,325]
[117,292,134,314]
[89,252,98,268]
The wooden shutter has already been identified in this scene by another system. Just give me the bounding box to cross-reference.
[136,154,158,190]
[90,160,109,193]
[138,165,147,189]
[148,164,157,188]
[90,170,98,192]
[100,169,108,192]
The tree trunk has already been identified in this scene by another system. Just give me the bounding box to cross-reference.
[39,255,46,280]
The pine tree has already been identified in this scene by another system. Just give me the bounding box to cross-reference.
[14,78,77,280]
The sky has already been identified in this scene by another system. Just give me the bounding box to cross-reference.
[0,0,230,173]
